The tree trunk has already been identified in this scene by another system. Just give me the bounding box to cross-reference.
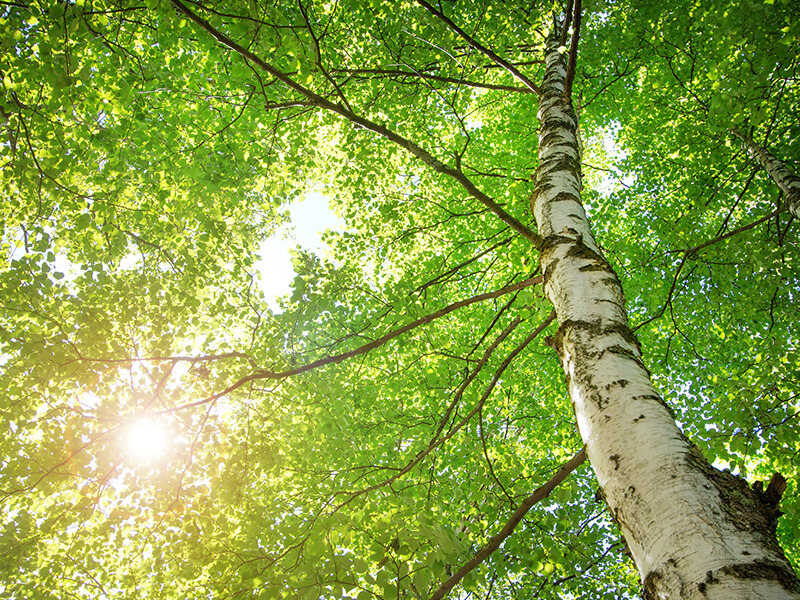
[731,128,800,219]
[530,29,800,600]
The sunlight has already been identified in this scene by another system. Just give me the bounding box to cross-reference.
[256,190,345,311]
[123,417,171,464]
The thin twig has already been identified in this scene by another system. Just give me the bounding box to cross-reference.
[296,0,353,111]
[334,311,556,510]
[415,237,514,292]
[414,0,541,95]
[334,67,533,94]
[634,207,783,331]
[682,207,782,259]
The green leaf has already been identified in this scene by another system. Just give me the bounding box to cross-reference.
[2,1,798,598]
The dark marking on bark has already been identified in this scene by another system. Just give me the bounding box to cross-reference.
[598,344,646,369]
[560,152,581,174]
[722,559,800,592]
[540,129,575,151]
[551,318,602,364]
[606,344,633,358]
[554,226,581,238]
[631,394,660,401]
[642,559,681,600]
[553,317,598,336]
[543,259,559,286]
[532,180,555,200]
[604,323,642,353]
[540,114,570,130]
[537,153,580,178]
[634,414,646,422]
[541,115,577,131]
[540,234,574,254]
[589,390,608,410]
[537,155,567,171]
[552,319,651,392]
[552,191,581,204]
[604,379,629,391]
[695,559,800,595]
[609,454,620,470]
[596,298,625,312]
[631,393,675,418]
[697,569,719,594]
[565,235,606,263]
[540,87,567,102]
[559,235,618,282]
[579,263,610,272]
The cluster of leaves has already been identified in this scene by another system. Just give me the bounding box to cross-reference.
[1,0,798,598]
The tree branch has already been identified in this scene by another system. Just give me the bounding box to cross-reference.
[563,0,582,101]
[160,276,542,413]
[681,207,783,259]
[558,0,574,49]
[333,67,534,94]
[430,446,587,600]
[414,0,541,95]
[633,207,783,331]
[415,236,514,292]
[169,0,542,247]
[296,0,353,112]
[334,310,556,509]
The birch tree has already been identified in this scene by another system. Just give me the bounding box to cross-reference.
[728,129,800,219]
[532,13,797,598]
[1,1,799,599]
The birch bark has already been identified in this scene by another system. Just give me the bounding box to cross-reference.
[530,30,800,600]
[730,129,800,219]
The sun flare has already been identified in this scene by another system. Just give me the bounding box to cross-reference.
[123,417,171,463]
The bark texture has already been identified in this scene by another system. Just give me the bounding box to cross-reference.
[731,128,800,219]
[530,29,800,600]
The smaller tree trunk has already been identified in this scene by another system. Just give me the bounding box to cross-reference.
[730,129,800,218]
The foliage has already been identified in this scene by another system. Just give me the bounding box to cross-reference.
[1,0,798,598]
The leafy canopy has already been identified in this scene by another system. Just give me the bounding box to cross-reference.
[1,0,798,598]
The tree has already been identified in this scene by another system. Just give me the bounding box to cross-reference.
[1,0,798,598]
[730,129,800,219]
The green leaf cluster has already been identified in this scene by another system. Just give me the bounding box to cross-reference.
[1,0,798,598]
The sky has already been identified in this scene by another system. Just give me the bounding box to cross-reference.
[256,191,344,311]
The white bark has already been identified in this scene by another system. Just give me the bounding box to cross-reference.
[531,31,800,600]
[731,129,800,219]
